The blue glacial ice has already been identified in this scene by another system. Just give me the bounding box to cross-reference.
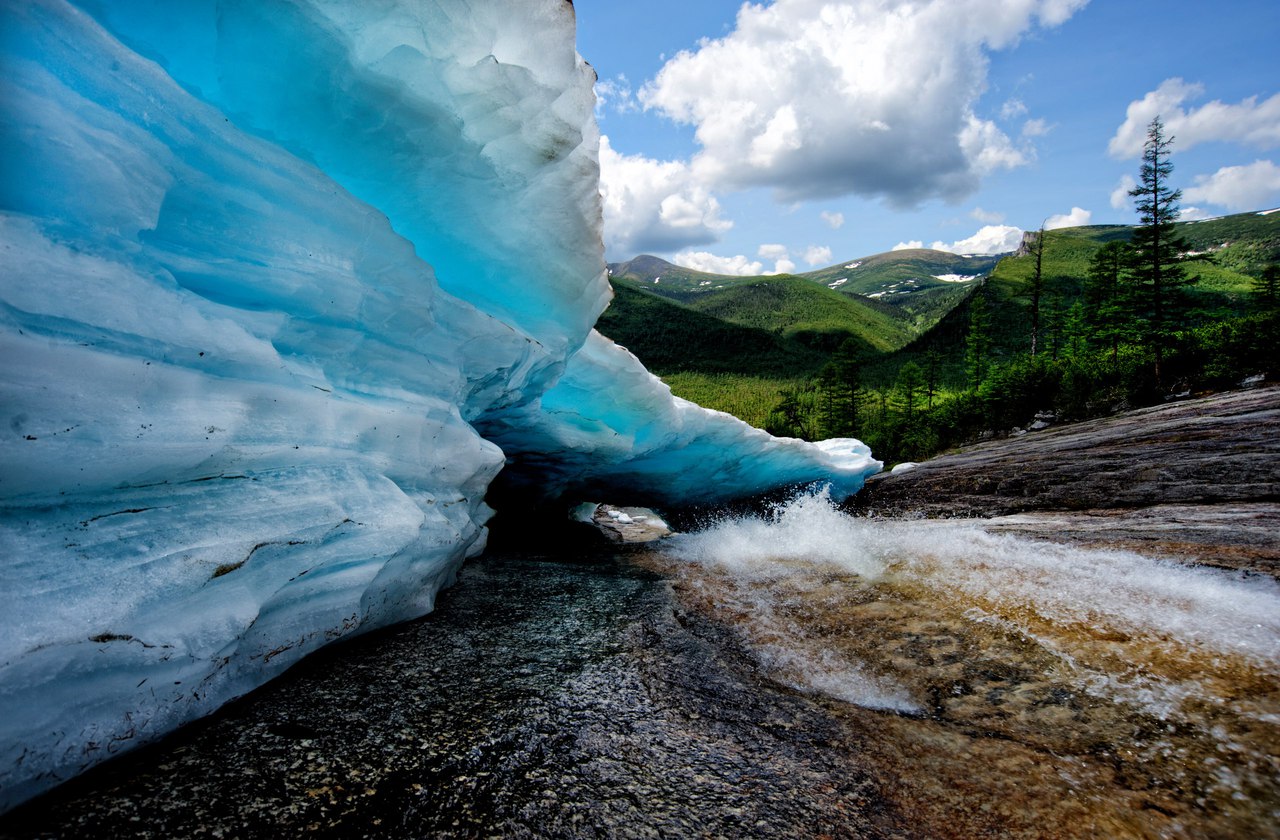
[0,0,878,807]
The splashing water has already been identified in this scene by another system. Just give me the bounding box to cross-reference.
[655,489,1280,838]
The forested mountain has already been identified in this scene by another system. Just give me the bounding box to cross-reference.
[599,209,1280,462]
[610,248,1001,339]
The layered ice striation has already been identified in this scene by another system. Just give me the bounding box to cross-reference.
[0,0,878,807]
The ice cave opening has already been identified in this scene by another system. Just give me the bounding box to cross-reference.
[0,0,877,809]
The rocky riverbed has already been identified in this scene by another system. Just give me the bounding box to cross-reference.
[0,549,912,839]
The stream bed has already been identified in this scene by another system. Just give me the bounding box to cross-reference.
[3,497,1278,839]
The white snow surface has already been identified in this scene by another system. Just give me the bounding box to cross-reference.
[0,0,879,808]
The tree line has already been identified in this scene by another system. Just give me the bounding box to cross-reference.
[765,117,1279,463]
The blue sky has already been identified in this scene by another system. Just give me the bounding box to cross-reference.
[574,0,1280,273]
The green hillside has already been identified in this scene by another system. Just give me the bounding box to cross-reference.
[608,255,759,292]
[598,270,919,426]
[799,248,1001,333]
[837,210,1279,463]
[1181,209,1280,276]
[648,275,911,353]
[610,249,1003,341]
[597,281,827,377]
[869,211,1279,385]
[603,208,1278,455]
[595,280,828,427]
[981,215,1269,352]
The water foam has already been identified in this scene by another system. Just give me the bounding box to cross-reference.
[663,490,1280,714]
[670,490,1280,667]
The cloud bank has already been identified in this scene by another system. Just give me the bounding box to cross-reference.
[599,136,732,259]
[1109,79,1280,159]
[1184,160,1280,212]
[673,251,765,276]
[894,224,1024,256]
[639,0,1086,206]
[1045,206,1092,229]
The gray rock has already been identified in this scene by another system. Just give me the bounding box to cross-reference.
[851,386,1280,576]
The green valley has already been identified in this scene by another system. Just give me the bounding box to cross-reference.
[598,208,1280,462]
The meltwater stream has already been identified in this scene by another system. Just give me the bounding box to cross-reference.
[648,490,1280,838]
[5,492,1277,839]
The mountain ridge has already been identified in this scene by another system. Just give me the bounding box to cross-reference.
[600,208,1279,433]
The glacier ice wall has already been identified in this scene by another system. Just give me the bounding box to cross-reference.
[482,331,878,505]
[0,0,878,808]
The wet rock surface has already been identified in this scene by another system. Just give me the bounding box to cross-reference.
[852,386,1280,576]
[1,551,910,839]
[979,502,1280,577]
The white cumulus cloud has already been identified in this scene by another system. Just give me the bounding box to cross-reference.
[599,135,733,260]
[1110,174,1137,211]
[1177,207,1215,222]
[755,243,797,274]
[970,206,1006,223]
[930,224,1025,255]
[803,245,833,266]
[1184,160,1280,212]
[673,251,764,276]
[820,210,845,229]
[898,223,1024,255]
[1044,206,1092,230]
[639,0,1085,206]
[1108,78,1280,159]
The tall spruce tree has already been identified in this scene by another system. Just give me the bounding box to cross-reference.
[816,339,865,437]
[1027,226,1047,357]
[766,386,809,440]
[1127,116,1193,382]
[816,364,850,438]
[965,284,993,390]
[1062,299,1088,360]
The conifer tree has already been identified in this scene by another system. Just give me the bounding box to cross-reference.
[816,339,866,437]
[816,365,848,437]
[1254,264,1280,310]
[765,387,803,439]
[923,347,942,409]
[1062,300,1089,360]
[1127,116,1193,382]
[1043,286,1065,362]
[1085,240,1130,364]
[895,361,925,422]
[965,284,993,390]
[1027,226,1046,357]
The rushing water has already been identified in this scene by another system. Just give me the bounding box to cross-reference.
[646,489,1280,839]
